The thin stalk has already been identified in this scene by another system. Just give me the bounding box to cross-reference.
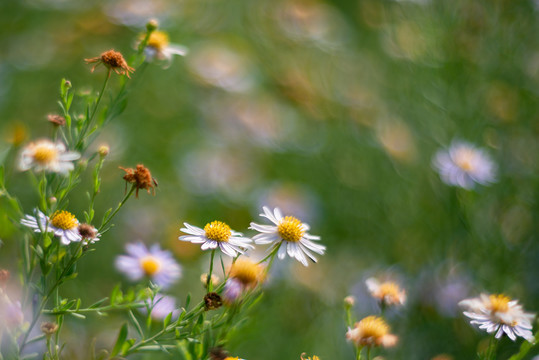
[98,184,136,233]
[207,250,216,291]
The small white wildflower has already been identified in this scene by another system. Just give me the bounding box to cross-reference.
[459,293,535,342]
[179,221,254,257]
[115,243,182,290]
[21,209,82,245]
[18,139,80,174]
[249,206,325,266]
[433,141,497,189]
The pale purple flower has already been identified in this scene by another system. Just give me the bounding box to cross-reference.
[115,243,182,290]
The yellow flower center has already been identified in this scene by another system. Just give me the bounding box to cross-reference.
[140,256,161,276]
[224,357,239,360]
[147,31,169,51]
[378,282,401,299]
[204,221,232,242]
[229,258,264,287]
[50,210,77,230]
[277,216,305,242]
[358,316,390,339]
[33,144,58,164]
[454,148,476,172]
[488,294,511,313]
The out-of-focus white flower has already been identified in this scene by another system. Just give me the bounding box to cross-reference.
[432,141,497,189]
[141,30,188,68]
[115,243,182,290]
[249,206,325,267]
[346,315,398,348]
[140,293,179,320]
[187,44,254,92]
[366,278,406,307]
[21,210,82,245]
[18,139,80,174]
[459,293,535,342]
[179,221,253,257]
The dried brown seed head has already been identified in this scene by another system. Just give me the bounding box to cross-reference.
[85,49,135,78]
[120,164,157,198]
[204,292,223,311]
[47,114,66,126]
[78,223,97,239]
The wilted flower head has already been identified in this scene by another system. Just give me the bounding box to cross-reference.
[432,141,497,189]
[41,322,59,336]
[115,242,182,290]
[0,270,9,289]
[204,292,223,310]
[366,278,406,307]
[21,209,82,245]
[346,316,398,348]
[85,49,135,78]
[249,206,325,266]
[179,221,254,257]
[77,223,100,244]
[47,114,66,126]
[459,293,535,342]
[18,139,80,174]
[120,164,157,198]
[140,30,188,68]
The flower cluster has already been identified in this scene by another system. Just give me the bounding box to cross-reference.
[180,206,326,267]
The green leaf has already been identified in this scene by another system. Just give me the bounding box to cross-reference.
[110,284,122,305]
[127,310,144,338]
[163,312,172,329]
[110,323,128,357]
[88,297,108,309]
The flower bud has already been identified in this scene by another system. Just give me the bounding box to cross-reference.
[344,295,356,308]
[98,145,110,157]
[41,322,59,336]
[146,18,159,32]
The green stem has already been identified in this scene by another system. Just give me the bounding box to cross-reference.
[207,250,216,291]
[98,184,136,233]
[19,241,85,354]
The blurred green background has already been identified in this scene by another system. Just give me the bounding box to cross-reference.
[1,0,538,358]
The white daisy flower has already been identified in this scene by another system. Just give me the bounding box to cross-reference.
[115,242,182,290]
[346,315,398,348]
[366,277,406,307]
[18,139,80,174]
[179,221,254,257]
[432,140,497,189]
[21,210,82,245]
[141,30,188,69]
[249,206,325,267]
[140,293,179,321]
[459,293,535,342]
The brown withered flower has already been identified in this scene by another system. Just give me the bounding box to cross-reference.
[41,322,59,336]
[47,114,66,126]
[85,49,135,78]
[204,292,223,311]
[120,164,157,198]
[0,269,10,289]
[209,347,229,360]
